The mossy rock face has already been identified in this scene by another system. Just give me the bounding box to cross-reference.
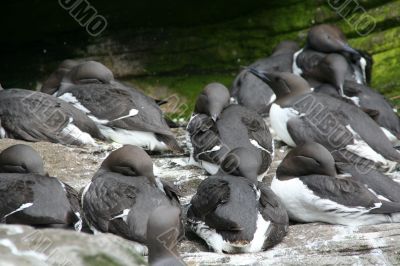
[1,0,399,117]
[82,254,126,266]
[83,254,120,266]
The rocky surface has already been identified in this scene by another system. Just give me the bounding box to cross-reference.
[1,128,400,265]
[0,224,147,266]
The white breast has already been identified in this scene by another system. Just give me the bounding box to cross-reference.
[61,117,96,145]
[354,69,364,84]
[243,214,271,252]
[269,103,297,147]
[0,126,6,138]
[80,182,92,207]
[189,213,271,253]
[271,176,392,226]
[199,160,220,175]
[292,49,303,76]
[268,93,277,105]
[194,145,221,174]
[360,57,367,83]
[98,125,168,151]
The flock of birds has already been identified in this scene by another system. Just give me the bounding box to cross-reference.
[1,23,400,265]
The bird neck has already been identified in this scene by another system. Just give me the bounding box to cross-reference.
[275,90,311,107]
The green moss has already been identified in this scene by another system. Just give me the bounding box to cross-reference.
[371,47,400,111]
[125,73,234,120]
[372,47,400,94]
[82,251,147,266]
[331,0,399,36]
[1,0,399,116]
[82,254,122,266]
[128,1,323,77]
[349,27,400,54]
[239,2,317,34]
[124,0,400,79]
[363,1,400,26]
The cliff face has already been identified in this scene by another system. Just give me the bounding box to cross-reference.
[0,0,399,118]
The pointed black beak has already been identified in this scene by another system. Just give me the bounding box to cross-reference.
[247,68,270,83]
[342,44,360,56]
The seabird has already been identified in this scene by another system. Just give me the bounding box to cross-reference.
[187,147,288,253]
[231,41,299,116]
[336,162,400,203]
[52,61,182,152]
[350,48,373,85]
[0,144,82,229]
[316,82,400,144]
[43,60,168,106]
[147,206,186,266]
[271,142,400,225]
[293,24,370,85]
[248,69,400,170]
[41,59,81,95]
[305,53,400,143]
[187,83,273,179]
[192,83,231,122]
[300,53,361,99]
[296,51,355,94]
[306,24,359,55]
[82,145,181,245]
[59,60,114,90]
[0,144,45,174]
[0,89,104,146]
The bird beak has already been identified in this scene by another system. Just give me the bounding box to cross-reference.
[211,114,218,122]
[342,44,360,56]
[247,68,270,83]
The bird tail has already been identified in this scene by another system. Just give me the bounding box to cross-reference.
[156,134,184,153]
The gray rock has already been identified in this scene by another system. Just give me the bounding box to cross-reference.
[0,224,146,266]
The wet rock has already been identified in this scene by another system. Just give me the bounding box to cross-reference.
[0,224,146,266]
